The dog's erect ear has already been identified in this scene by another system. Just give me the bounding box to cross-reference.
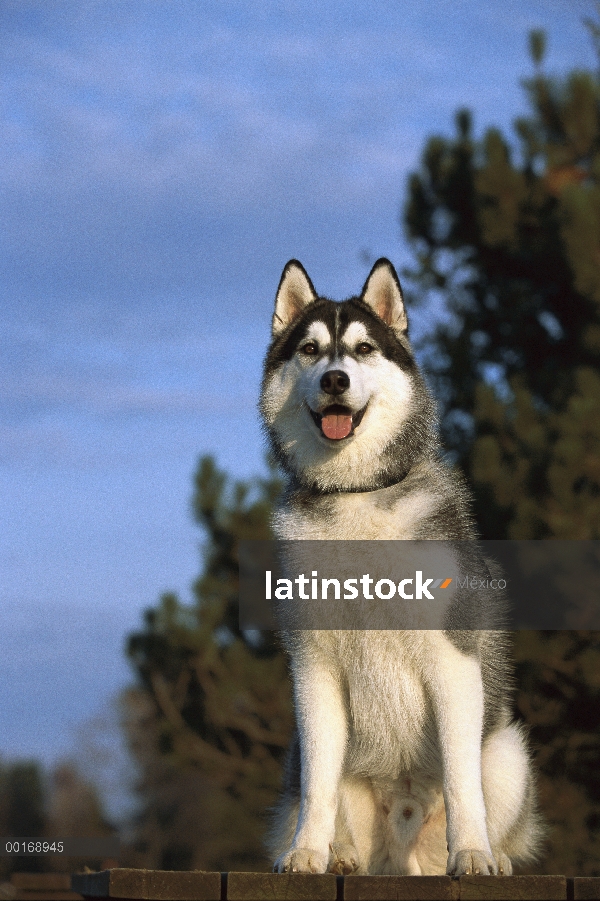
[272,260,317,336]
[360,258,408,336]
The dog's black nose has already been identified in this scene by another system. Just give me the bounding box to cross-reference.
[320,369,350,395]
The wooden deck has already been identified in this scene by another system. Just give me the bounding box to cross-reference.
[2,869,599,901]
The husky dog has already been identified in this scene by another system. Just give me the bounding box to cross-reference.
[259,259,542,877]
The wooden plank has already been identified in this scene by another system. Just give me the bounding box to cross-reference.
[12,878,72,892]
[71,869,221,901]
[68,870,581,901]
[15,893,82,901]
[459,875,567,900]
[342,874,455,900]
[573,877,600,900]
[227,871,337,901]
[146,872,220,901]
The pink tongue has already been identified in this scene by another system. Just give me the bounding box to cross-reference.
[321,412,353,440]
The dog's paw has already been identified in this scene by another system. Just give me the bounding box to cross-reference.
[328,842,360,875]
[447,849,497,876]
[273,848,328,874]
[493,851,512,876]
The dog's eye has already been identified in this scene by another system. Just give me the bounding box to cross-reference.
[301,342,318,355]
[356,342,374,355]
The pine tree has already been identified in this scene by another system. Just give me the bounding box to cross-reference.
[404,27,600,538]
[0,762,46,878]
[513,631,600,875]
[404,23,600,874]
[0,759,115,878]
[123,457,293,871]
[45,763,115,873]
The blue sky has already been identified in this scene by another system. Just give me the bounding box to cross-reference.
[0,0,596,810]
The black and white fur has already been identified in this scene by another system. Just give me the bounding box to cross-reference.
[260,259,543,877]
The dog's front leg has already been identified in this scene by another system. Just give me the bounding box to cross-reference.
[426,639,497,876]
[274,656,347,874]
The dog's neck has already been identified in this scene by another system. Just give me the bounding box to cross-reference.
[284,456,428,498]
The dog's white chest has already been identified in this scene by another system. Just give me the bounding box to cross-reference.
[296,630,435,777]
[343,635,430,771]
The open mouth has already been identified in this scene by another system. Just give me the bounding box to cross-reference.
[309,403,368,441]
